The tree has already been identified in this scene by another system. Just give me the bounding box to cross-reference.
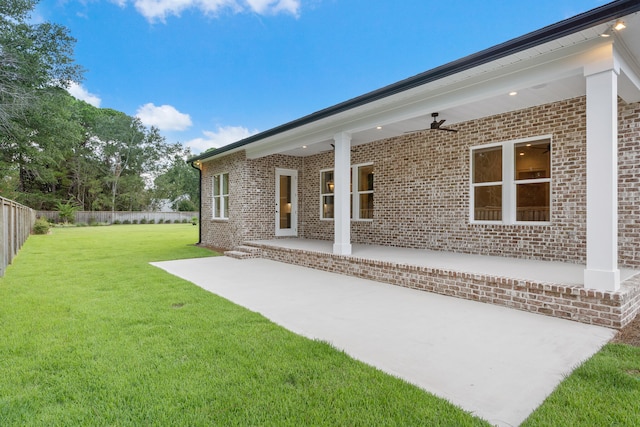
[153,149,200,211]
[0,1,185,212]
[89,109,182,212]
[0,0,83,207]
[0,0,82,132]
[3,87,84,208]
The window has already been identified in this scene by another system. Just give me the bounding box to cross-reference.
[320,164,374,220]
[357,164,374,219]
[212,173,229,219]
[472,146,503,221]
[471,138,550,224]
[321,170,334,219]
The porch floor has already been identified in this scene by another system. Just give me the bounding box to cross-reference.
[247,238,640,286]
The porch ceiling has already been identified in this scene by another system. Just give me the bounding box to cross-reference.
[255,11,640,159]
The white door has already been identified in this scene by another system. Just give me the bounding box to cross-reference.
[275,168,298,237]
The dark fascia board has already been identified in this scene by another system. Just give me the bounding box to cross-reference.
[189,0,640,164]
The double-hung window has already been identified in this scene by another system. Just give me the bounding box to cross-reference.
[321,163,374,220]
[212,173,229,219]
[471,137,551,224]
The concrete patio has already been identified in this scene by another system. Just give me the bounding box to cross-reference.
[153,255,617,427]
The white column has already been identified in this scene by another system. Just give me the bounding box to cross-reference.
[583,59,620,291]
[333,132,352,255]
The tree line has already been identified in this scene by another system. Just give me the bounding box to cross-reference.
[0,0,199,212]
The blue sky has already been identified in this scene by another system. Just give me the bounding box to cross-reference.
[36,0,610,154]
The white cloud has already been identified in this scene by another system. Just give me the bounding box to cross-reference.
[120,0,299,22]
[136,103,192,131]
[67,82,102,107]
[245,0,300,15]
[185,125,259,153]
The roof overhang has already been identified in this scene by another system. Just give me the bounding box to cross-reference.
[190,0,640,164]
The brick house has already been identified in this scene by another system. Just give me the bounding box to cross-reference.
[189,0,640,328]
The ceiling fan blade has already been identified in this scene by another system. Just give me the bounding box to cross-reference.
[439,127,458,133]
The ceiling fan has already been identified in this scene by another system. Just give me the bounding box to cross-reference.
[405,112,458,133]
[321,143,356,153]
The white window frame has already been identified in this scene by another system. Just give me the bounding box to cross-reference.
[470,136,552,225]
[320,163,374,221]
[212,172,229,220]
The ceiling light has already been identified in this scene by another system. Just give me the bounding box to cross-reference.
[302,145,307,149]
[614,20,626,31]
[601,20,626,37]
[519,152,525,156]
[509,91,518,96]
[376,126,382,130]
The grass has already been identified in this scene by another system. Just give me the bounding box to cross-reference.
[522,343,640,426]
[0,225,487,426]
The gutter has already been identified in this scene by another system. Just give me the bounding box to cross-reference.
[188,0,640,164]
[190,161,202,245]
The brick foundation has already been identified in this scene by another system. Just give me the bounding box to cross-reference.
[246,241,640,329]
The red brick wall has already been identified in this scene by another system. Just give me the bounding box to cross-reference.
[200,151,303,250]
[200,96,640,267]
[618,101,640,267]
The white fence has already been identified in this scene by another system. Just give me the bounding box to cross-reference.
[37,211,199,224]
[1,197,36,277]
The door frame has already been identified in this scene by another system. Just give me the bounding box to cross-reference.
[275,168,298,237]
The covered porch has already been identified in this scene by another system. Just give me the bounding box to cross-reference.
[230,238,640,329]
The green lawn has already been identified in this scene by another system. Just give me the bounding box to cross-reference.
[522,343,640,426]
[0,225,487,426]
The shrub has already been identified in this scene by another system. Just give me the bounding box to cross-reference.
[113,220,122,225]
[55,200,79,224]
[132,219,138,224]
[122,220,131,225]
[33,217,50,235]
[140,218,147,224]
[174,219,180,224]
[148,219,155,224]
[191,216,198,225]
[181,219,188,224]
[177,198,197,212]
[158,218,164,224]
[89,217,98,226]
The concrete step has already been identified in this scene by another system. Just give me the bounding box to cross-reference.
[224,250,255,260]
[235,245,262,255]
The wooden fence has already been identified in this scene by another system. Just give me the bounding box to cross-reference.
[36,211,199,224]
[1,197,36,277]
